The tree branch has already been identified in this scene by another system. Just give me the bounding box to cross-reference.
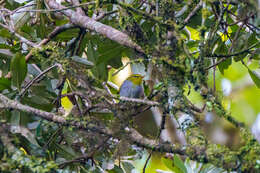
[0,93,170,153]
[179,0,203,30]
[25,23,77,61]
[205,42,259,70]
[0,93,258,171]
[45,0,144,54]
[0,23,37,47]
[206,42,259,58]
[119,96,160,106]
[18,64,62,97]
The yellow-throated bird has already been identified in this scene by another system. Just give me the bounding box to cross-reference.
[119,74,144,99]
[119,74,159,138]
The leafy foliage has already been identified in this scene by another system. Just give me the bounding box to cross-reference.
[0,0,259,173]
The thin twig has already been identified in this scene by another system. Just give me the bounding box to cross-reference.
[119,96,160,106]
[205,42,259,70]
[106,81,119,91]
[18,64,60,98]
[43,126,63,149]
[3,3,36,16]
[25,23,77,61]
[103,82,116,104]
[59,136,110,168]
[213,58,216,92]
[227,13,256,26]
[94,10,118,20]
[71,0,86,16]
[56,76,66,109]
[228,22,244,53]
[143,153,152,173]
[143,106,166,173]
[0,23,37,47]
[179,0,203,29]
[205,58,225,70]
[117,1,173,29]
[2,2,95,15]
[131,105,152,117]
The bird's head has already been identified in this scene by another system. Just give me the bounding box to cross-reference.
[126,74,144,86]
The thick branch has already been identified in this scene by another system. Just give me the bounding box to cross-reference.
[119,96,160,106]
[0,94,169,152]
[45,0,144,53]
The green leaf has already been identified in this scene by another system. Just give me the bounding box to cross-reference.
[174,155,187,173]
[70,56,94,68]
[11,110,20,125]
[10,3,32,29]
[97,41,123,65]
[0,29,12,38]
[200,164,225,173]
[55,28,79,41]
[11,53,27,90]
[87,41,108,81]
[0,59,11,76]
[96,39,126,68]
[87,41,98,64]
[0,48,13,58]
[248,69,260,88]
[36,1,47,39]
[215,41,231,74]
[153,82,164,90]
[0,43,11,49]
[108,165,124,173]
[250,48,260,60]
[122,162,135,173]
[161,157,175,171]
[55,144,77,158]
[218,58,232,75]
[0,77,11,91]
[186,26,200,40]
[247,32,257,45]
[234,54,246,62]
[22,95,54,112]
[186,11,202,28]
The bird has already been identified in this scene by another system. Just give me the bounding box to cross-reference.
[119,74,144,99]
[118,74,159,138]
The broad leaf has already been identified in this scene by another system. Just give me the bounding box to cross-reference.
[11,110,20,125]
[161,157,175,171]
[218,58,232,75]
[87,41,108,81]
[0,77,11,91]
[97,40,124,66]
[70,56,94,68]
[10,1,34,29]
[11,53,27,90]
[215,41,231,74]
[22,95,54,112]
[108,165,124,173]
[174,154,187,173]
[122,162,135,172]
[248,69,260,89]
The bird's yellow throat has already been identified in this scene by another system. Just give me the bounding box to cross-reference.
[126,74,144,85]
